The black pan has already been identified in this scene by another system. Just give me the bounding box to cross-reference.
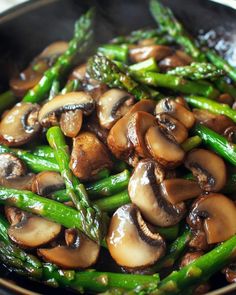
[0,0,236,294]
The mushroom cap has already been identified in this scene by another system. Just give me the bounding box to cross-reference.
[70,131,112,181]
[0,153,26,178]
[156,113,188,144]
[145,125,185,168]
[185,148,227,192]
[98,89,134,129]
[38,92,95,127]
[128,159,186,227]
[0,102,40,146]
[107,100,156,160]
[31,171,65,196]
[155,98,195,129]
[129,45,173,63]
[38,229,100,269]
[128,111,157,158]
[189,193,236,244]
[8,215,61,248]
[107,204,166,268]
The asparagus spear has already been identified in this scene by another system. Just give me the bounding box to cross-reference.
[22,8,94,103]
[194,124,236,165]
[154,234,236,295]
[0,90,18,113]
[0,144,59,173]
[31,145,55,159]
[181,136,202,152]
[48,80,60,100]
[87,53,153,100]
[46,126,103,243]
[149,0,205,61]
[135,72,219,99]
[129,58,159,73]
[167,63,224,80]
[61,78,81,94]
[184,95,236,122]
[206,49,236,83]
[98,44,129,62]
[214,78,236,99]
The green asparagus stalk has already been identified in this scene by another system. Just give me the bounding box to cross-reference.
[48,80,60,100]
[206,49,236,83]
[181,136,202,152]
[0,144,59,173]
[194,124,236,165]
[149,0,205,61]
[214,78,236,99]
[129,58,159,73]
[22,8,94,103]
[31,145,55,159]
[184,95,236,122]
[94,190,130,212]
[46,126,103,243]
[61,78,81,94]
[154,234,236,295]
[98,44,129,62]
[152,229,191,273]
[0,90,18,113]
[167,63,224,80]
[0,215,10,244]
[135,72,219,99]
[87,53,153,100]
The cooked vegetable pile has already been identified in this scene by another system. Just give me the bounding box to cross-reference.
[1,1,236,294]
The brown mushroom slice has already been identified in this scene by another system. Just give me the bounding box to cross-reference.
[70,132,112,181]
[179,251,204,268]
[39,41,68,61]
[128,111,156,158]
[107,204,166,268]
[85,113,109,143]
[155,98,195,129]
[107,100,156,160]
[128,159,186,227]
[0,103,40,146]
[159,50,192,71]
[224,126,236,143]
[10,75,42,98]
[129,45,172,63]
[5,207,26,226]
[8,215,61,248]
[38,229,99,269]
[145,125,185,168]
[190,193,236,244]
[31,171,65,196]
[159,179,202,205]
[59,109,83,138]
[98,89,134,129]
[185,149,227,192]
[0,153,26,178]
[38,92,94,128]
[1,174,35,190]
[69,63,87,81]
[193,109,234,135]
[156,113,188,144]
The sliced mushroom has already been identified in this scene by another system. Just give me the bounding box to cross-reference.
[223,263,236,283]
[129,45,172,63]
[60,110,83,138]
[0,153,26,178]
[107,100,156,160]
[185,149,227,192]
[128,159,186,227]
[216,93,234,106]
[107,204,166,268]
[193,109,234,135]
[38,92,94,137]
[70,131,112,180]
[155,98,195,129]
[224,126,236,143]
[179,251,204,268]
[5,207,26,226]
[10,41,68,97]
[159,50,192,71]
[128,111,157,158]
[145,125,185,168]
[31,171,65,196]
[98,89,134,129]
[38,229,99,269]
[85,113,109,143]
[0,103,40,146]
[159,179,202,205]
[69,63,87,81]
[1,174,35,190]
[156,113,188,144]
[189,193,236,244]
[8,215,61,248]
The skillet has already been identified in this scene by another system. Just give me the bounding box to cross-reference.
[0,0,236,293]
